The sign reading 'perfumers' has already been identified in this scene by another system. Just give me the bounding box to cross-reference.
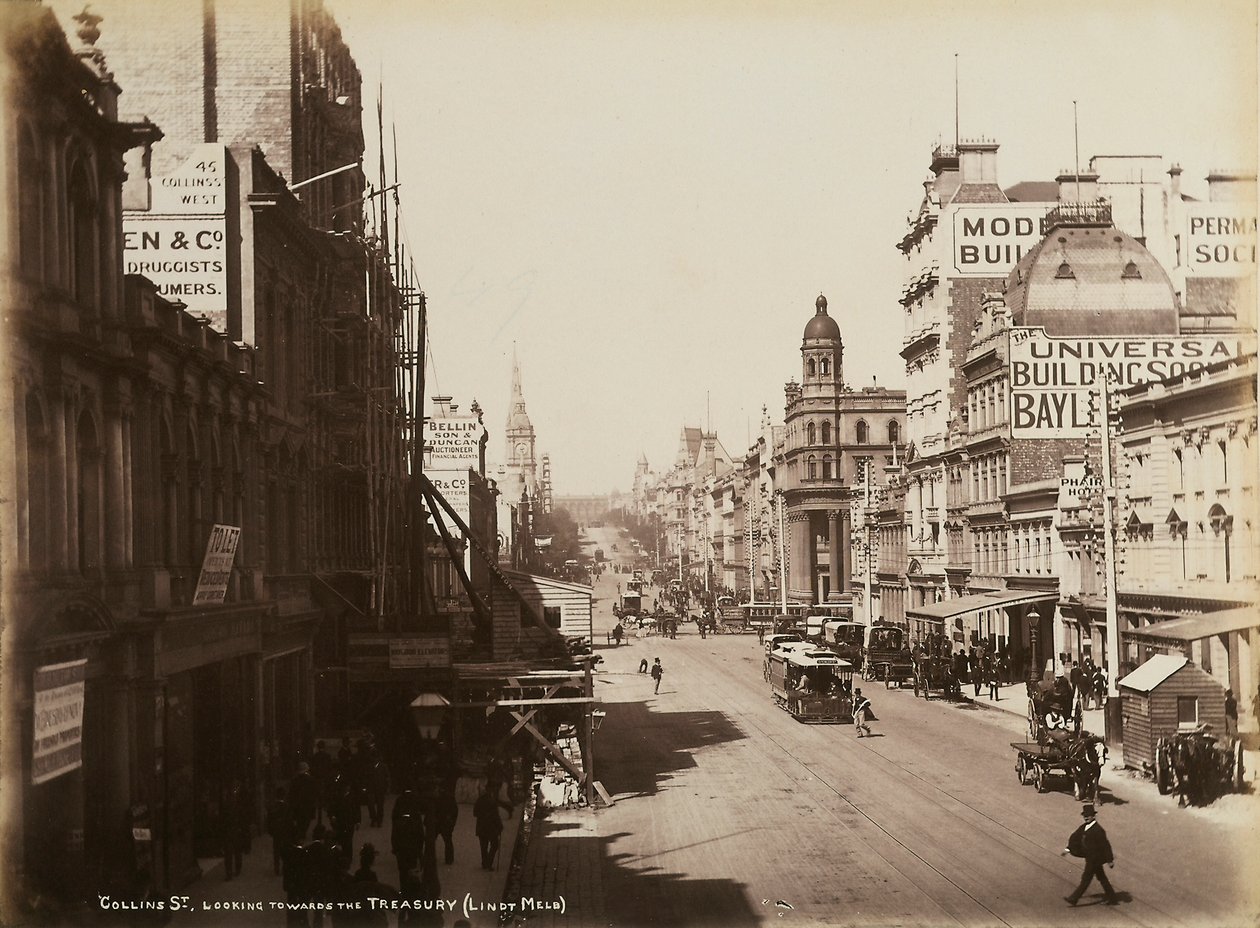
[1008,327,1253,438]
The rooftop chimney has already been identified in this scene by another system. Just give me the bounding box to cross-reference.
[958,138,1000,185]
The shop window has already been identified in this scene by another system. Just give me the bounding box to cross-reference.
[543,606,562,629]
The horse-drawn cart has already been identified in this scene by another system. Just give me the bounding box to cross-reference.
[911,652,960,700]
[1154,726,1245,806]
[861,624,915,688]
[1010,737,1106,799]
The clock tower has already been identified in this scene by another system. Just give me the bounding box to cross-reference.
[503,352,537,499]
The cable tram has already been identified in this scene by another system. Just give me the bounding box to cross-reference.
[767,648,856,723]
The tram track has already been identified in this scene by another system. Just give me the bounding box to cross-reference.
[689,641,1212,927]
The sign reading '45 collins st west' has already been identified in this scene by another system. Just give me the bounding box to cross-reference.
[123,143,229,325]
[1008,327,1254,438]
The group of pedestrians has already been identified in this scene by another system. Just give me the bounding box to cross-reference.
[252,740,517,926]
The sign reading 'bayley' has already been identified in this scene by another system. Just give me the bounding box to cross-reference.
[951,204,1055,277]
[123,143,228,324]
[1008,327,1254,438]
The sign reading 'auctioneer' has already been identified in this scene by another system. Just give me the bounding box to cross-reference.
[1008,327,1253,438]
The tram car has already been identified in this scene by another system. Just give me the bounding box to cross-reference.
[767,648,855,723]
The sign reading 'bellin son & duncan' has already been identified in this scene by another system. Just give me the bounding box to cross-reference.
[1008,327,1254,438]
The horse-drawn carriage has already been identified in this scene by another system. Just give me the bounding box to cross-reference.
[861,624,915,687]
[911,649,961,699]
[1010,680,1107,800]
[1154,726,1245,806]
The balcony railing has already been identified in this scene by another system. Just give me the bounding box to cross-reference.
[1045,200,1112,229]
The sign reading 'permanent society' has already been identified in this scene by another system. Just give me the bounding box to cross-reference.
[1008,327,1254,438]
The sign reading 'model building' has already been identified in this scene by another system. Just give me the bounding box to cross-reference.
[1009,327,1254,438]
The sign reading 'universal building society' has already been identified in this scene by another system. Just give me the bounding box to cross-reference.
[1008,327,1255,438]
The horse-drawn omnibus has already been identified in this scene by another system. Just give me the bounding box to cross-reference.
[820,620,865,664]
[738,602,807,632]
[767,648,856,723]
[862,623,915,686]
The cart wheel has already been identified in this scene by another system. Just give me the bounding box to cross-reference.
[1234,739,1246,792]
[1027,699,1038,741]
[1033,764,1047,793]
[1016,754,1027,785]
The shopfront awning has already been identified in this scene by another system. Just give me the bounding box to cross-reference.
[1123,607,1259,644]
[906,589,1058,622]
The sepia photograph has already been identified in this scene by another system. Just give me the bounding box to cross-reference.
[0,0,1257,925]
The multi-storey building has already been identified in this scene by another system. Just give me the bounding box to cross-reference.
[1112,354,1258,709]
[778,295,905,605]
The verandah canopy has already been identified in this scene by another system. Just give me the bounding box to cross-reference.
[905,589,1057,623]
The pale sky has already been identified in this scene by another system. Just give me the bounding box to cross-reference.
[328,0,1257,495]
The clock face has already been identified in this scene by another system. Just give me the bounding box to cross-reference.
[516,443,529,462]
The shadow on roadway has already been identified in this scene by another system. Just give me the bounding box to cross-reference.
[596,700,746,799]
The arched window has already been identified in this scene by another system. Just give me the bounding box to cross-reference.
[24,394,49,571]
[807,455,817,480]
[18,127,43,280]
[77,410,102,573]
[159,419,177,565]
[67,158,98,311]
[1208,504,1233,582]
[821,421,831,445]
[822,455,833,479]
[856,420,869,444]
[807,358,816,377]
[820,357,830,376]
[806,422,816,445]
[185,423,202,567]
[888,420,900,444]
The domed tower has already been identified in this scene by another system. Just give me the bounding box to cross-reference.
[801,293,843,392]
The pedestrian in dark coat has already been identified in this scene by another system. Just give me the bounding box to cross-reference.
[366,752,390,828]
[392,792,423,883]
[473,784,513,870]
[267,786,293,876]
[221,779,250,880]
[434,781,459,865]
[969,648,982,698]
[1061,803,1118,906]
[311,741,334,821]
[651,658,664,694]
[290,761,319,841]
[986,655,1000,701]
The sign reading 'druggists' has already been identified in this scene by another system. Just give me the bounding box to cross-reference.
[1008,327,1253,438]
[423,418,485,467]
[951,204,1055,277]
[32,659,87,785]
[1184,202,1257,277]
[123,144,228,323]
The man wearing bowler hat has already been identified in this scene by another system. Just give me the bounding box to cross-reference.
[1061,802,1118,906]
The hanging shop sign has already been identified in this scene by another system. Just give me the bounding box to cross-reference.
[1008,327,1253,438]
[1184,202,1257,277]
[32,659,87,785]
[950,204,1055,277]
[388,636,451,669]
[193,524,241,605]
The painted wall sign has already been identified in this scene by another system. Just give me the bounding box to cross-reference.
[424,418,485,468]
[1008,327,1254,438]
[124,144,229,320]
[950,204,1055,277]
[32,659,87,785]
[388,636,451,669]
[1184,203,1257,277]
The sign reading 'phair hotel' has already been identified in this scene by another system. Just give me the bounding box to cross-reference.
[1008,327,1254,438]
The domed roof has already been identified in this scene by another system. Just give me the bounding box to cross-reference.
[1004,225,1178,335]
[803,293,841,342]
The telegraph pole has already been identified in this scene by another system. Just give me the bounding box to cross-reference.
[864,460,874,624]
[777,491,788,612]
[1100,377,1121,697]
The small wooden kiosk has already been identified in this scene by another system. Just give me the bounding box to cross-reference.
[1118,654,1228,770]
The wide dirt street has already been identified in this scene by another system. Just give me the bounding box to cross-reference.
[521,533,1260,927]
